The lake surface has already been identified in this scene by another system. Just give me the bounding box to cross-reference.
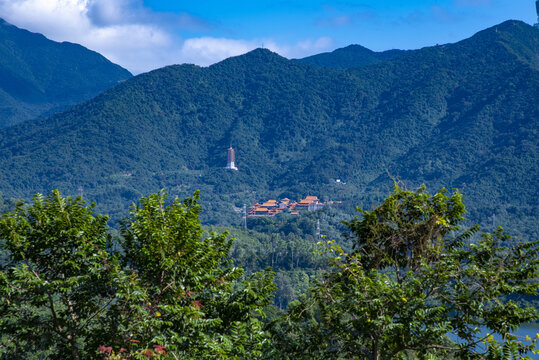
[450,325,539,359]
[508,325,539,359]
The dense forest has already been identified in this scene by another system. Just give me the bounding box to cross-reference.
[0,21,536,242]
[219,205,352,310]
[0,187,537,359]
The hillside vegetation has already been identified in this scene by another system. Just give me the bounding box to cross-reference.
[1,187,537,359]
[0,20,536,240]
[0,18,132,127]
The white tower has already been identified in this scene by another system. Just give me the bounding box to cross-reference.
[226,146,238,170]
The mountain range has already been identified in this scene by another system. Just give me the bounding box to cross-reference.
[0,18,131,128]
[0,20,536,239]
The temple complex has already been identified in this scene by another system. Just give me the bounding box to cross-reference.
[248,196,341,217]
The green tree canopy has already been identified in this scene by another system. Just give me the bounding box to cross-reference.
[1,187,537,359]
[110,190,276,359]
[0,190,118,359]
[276,186,539,360]
[0,190,276,359]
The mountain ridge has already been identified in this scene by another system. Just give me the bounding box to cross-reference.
[0,18,132,127]
[296,44,409,69]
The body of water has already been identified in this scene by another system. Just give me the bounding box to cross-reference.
[450,325,539,359]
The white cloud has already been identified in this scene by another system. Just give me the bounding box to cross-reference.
[179,37,255,66]
[0,0,335,74]
[179,36,335,66]
[87,0,132,26]
[85,24,175,72]
[294,37,334,55]
[0,0,91,39]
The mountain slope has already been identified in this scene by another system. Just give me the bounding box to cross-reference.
[0,18,132,128]
[370,20,539,237]
[0,20,536,239]
[296,44,408,69]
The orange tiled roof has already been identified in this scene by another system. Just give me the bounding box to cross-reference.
[248,196,338,217]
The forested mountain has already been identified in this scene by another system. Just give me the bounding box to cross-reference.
[0,20,536,239]
[296,44,408,69]
[0,18,132,128]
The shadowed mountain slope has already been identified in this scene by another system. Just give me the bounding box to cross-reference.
[0,18,132,128]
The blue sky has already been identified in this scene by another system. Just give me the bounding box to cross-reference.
[0,0,536,73]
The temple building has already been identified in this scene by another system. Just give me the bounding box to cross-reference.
[247,196,341,217]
